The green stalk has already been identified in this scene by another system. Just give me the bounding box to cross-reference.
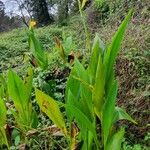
[77,0,91,51]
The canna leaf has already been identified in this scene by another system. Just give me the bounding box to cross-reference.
[0,99,9,149]
[24,68,33,104]
[55,37,66,62]
[0,85,5,99]
[35,89,67,136]
[7,70,25,114]
[7,70,37,131]
[0,127,9,149]
[105,128,125,150]
[88,34,105,84]
[104,10,133,94]
[66,89,81,121]
[71,59,94,121]
[65,66,80,102]
[102,80,118,147]
[0,75,7,98]
[0,99,7,127]
[28,30,48,69]
[92,54,105,119]
[66,104,99,148]
[113,107,137,124]
[74,59,93,109]
[63,36,73,55]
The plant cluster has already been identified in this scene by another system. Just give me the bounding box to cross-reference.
[0,10,137,150]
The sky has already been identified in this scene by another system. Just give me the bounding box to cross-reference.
[1,0,56,16]
[1,0,24,16]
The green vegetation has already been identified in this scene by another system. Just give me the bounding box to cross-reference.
[0,1,149,149]
[35,11,137,150]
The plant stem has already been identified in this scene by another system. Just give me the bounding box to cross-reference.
[78,0,91,51]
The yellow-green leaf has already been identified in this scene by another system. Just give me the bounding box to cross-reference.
[7,70,25,114]
[104,10,133,94]
[0,99,7,127]
[105,128,125,150]
[28,30,48,69]
[113,107,137,124]
[81,0,88,9]
[35,89,67,136]
[102,81,118,147]
[88,34,105,84]
[24,68,33,103]
[92,54,105,119]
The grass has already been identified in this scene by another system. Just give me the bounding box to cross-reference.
[0,9,149,149]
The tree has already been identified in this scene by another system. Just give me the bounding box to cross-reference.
[0,1,22,32]
[0,1,6,31]
[10,0,31,27]
[58,0,69,24]
[28,0,54,26]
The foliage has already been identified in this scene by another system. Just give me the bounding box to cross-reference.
[0,1,149,148]
[0,26,62,72]
[35,10,136,150]
[28,23,48,69]
[7,68,38,133]
[0,0,23,32]
[0,98,9,149]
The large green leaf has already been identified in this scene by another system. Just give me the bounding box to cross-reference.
[66,90,81,121]
[7,70,25,114]
[113,107,137,124]
[0,74,7,98]
[66,104,99,149]
[28,30,48,69]
[66,59,94,120]
[35,89,67,136]
[102,80,118,147]
[8,70,33,112]
[92,54,105,119]
[24,68,33,104]
[104,10,133,93]
[0,127,9,149]
[63,36,73,55]
[65,66,80,102]
[88,34,105,84]
[105,128,125,150]
[8,70,37,131]
[0,99,7,127]
[0,99,9,148]
[0,85,4,99]
[74,59,93,112]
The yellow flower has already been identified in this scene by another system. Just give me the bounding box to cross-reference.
[29,20,36,29]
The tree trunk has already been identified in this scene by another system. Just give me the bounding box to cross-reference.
[30,0,54,26]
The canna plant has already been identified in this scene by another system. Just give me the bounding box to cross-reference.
[0,74,8,99]
[7,68,38,135]
[28,21,48,69]
[0,75,9,149]
[0,99,9,150]
[78,0,91,50]
[55,35,81,65]
[66,9,136,150]
[35,10,136,150]
[0,94,9,149]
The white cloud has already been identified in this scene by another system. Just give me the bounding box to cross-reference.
[1,0,22,16]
